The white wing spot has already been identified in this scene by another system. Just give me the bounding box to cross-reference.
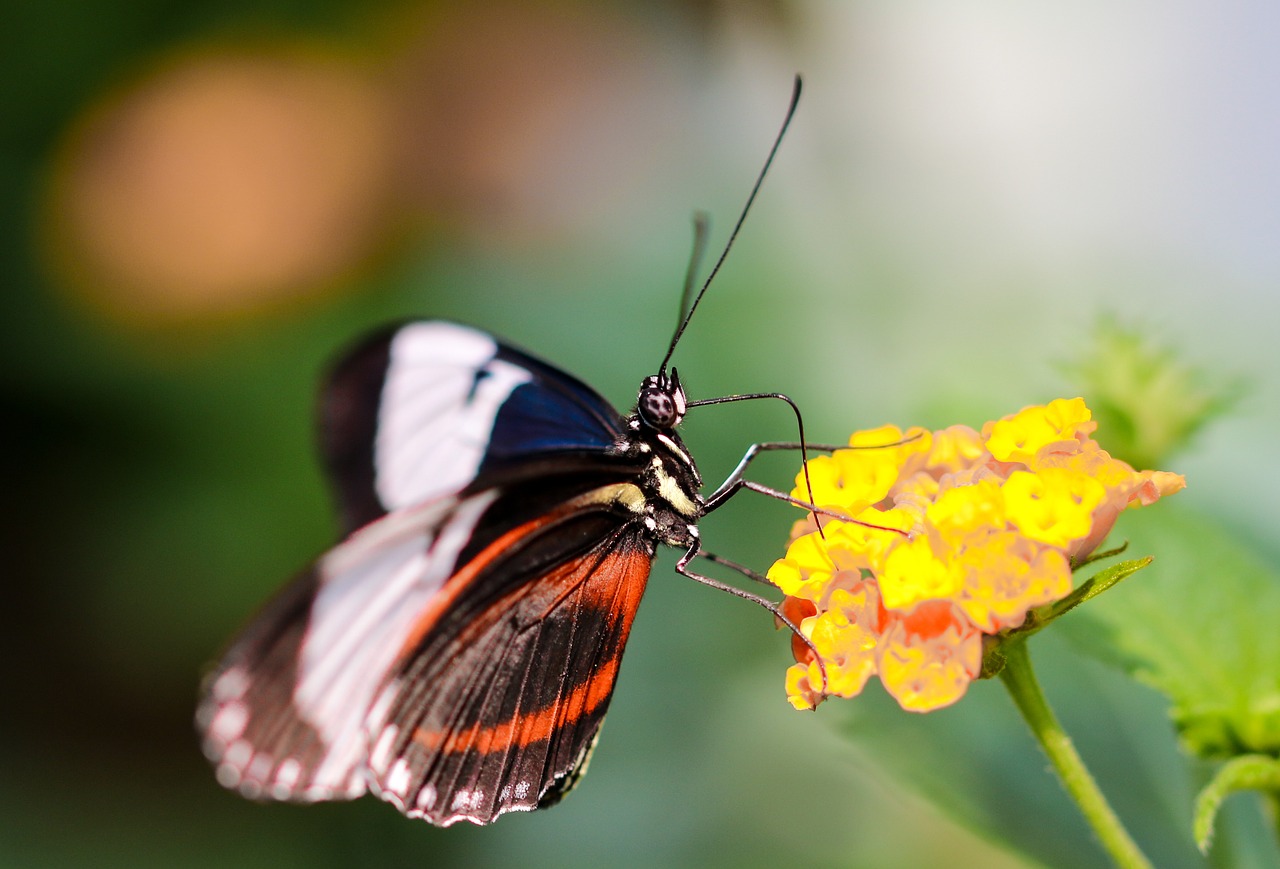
[416,784,438,811]
[215,762,241,788]
[386,758,412,796]
[514,780,531,800]
[247,753,274,783]
[223,739,252,769]
[213,667,250,701]
[207,701,248,746]
[303,784,331,801]
[194,701,214,730]
[343,774,366,799]
[276,758,302,789]
[451,788,483,812]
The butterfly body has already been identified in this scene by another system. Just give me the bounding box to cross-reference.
[200,320,708,826]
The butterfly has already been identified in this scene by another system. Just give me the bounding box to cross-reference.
[197,78,813,827]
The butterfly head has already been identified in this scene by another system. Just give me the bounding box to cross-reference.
[637,369,687,432]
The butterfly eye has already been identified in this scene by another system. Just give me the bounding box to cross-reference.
[638,384,680,430]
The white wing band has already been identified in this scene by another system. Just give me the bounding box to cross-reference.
[375,322,531,510]
[294,491,499,790]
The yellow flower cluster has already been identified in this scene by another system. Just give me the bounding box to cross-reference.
[770,398,1185,713]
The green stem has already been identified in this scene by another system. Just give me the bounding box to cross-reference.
[999,640,1153,869]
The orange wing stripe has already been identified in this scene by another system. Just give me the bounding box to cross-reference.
[412,544,649,755]
[414,655,621,756]
[393,506,573,663]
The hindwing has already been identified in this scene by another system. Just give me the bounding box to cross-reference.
[200,471,654,823]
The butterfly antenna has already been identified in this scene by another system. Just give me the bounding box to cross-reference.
[659,74,802,375]
[675,212,713,336]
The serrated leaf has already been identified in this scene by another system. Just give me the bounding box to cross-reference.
[1061,504,1280,760]
[1061,316,1245,469]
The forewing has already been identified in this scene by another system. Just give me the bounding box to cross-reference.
[198,490,500,802]
[365,523,654,826]
[321,320,625,533]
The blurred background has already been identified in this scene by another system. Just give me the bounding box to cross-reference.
[4,2,1278,867]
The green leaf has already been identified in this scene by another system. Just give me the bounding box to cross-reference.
[1050,556,1152,620]
[1192,755,1280,854]
[1061,316,1245,469]
[1061,504,1280,760]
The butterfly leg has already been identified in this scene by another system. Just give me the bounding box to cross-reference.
[685,389,823,509]
[701,441,839,513]
[672,538,828,692]
[715,478,911,543]
[703,447,895,532]
[702,429,923,514]
[702,439,914,543]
